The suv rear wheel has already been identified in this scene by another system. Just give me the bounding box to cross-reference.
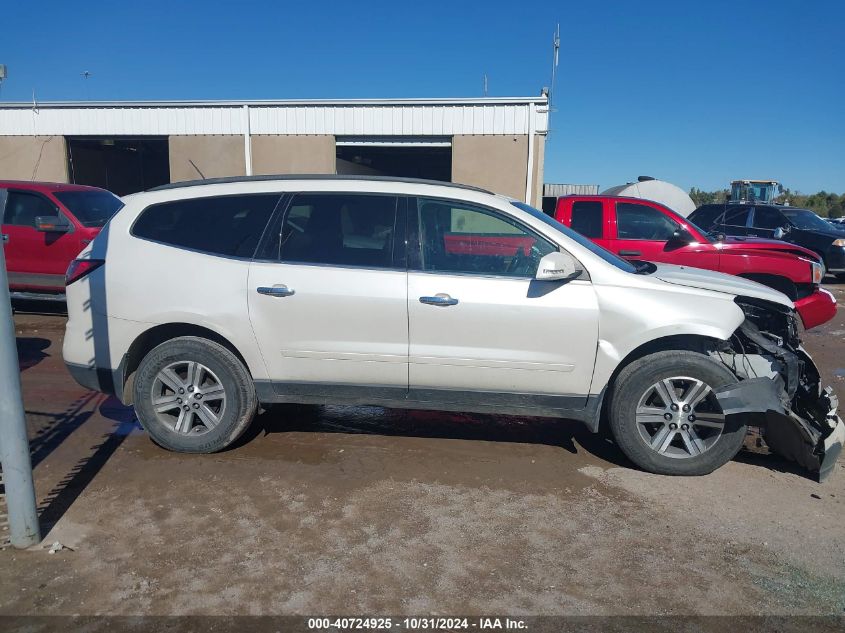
[609,350,745,476]
[133,336,257,453]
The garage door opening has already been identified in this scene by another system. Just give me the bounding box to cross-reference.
[336,137,451,182]
[67,137,170,196]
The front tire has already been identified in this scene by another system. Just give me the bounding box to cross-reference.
[609,350,745,476]
[133,336,257,453]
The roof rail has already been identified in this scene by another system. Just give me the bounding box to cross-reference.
[147,174,493,194]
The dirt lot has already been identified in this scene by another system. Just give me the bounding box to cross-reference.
[1,284,844,617]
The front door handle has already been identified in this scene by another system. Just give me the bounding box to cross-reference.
[619,249,641,256]
[257,285,295,297]
[419,294,459,307]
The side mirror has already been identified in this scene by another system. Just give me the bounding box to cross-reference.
[535,251,583,281]
[35,216,71,233]
[670,228,694,243]
[773,225,790,240]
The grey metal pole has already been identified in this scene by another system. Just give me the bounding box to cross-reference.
[0,235,41,548]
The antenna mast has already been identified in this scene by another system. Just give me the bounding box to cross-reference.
[549,23,560,113]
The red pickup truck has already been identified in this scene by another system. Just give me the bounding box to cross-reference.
[1,181,123,298]
[553,195,836,329]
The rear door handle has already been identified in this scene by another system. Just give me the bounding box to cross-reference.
[419,294,459,306]
[257,285,295,297]
[619,249,641,256]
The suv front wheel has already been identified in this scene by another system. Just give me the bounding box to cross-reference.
[609,350,746,476]
[133,336,257,453]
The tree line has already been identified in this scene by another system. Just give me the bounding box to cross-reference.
[689,188,845,218]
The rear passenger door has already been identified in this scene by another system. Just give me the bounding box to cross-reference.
[248,193,408,397]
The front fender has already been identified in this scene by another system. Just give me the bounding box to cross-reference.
[589,285,745,393]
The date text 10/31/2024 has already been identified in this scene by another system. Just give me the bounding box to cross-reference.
[307,617,528,630]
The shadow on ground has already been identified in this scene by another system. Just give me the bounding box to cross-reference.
[239,402,633,468]
[16,336,51,372]
[36,395,140,534]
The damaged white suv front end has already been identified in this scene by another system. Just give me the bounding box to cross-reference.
[714,297,843,481]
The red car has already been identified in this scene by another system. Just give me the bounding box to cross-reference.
[553,195,836,329]
[1,181,123,298]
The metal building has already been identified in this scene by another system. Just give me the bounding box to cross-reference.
[0,96,548,203]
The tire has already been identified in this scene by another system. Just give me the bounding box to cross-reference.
[608,350,746,476]
[133,336,257,453]
[836,273,845,283]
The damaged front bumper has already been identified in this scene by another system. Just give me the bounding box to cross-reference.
[715,376,843,481]
[714,298,843,482]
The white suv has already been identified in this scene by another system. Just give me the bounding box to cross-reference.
[62,176,843,480]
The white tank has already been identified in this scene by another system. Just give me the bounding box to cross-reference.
[601,178,696,217]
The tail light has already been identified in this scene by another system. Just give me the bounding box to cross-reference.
[65,258,104,285]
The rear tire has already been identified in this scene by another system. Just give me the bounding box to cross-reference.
[609,350,745,476]
[133,336,257,453]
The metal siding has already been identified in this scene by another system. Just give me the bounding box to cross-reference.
[544,184,600,196]
[0,100,547,136]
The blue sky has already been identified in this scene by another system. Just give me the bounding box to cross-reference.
[2,0,843,193]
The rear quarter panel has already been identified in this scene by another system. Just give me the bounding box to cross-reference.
[74,202,271,381]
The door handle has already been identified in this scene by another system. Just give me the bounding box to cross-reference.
[257,285,295,297]
[619,249,641,256]
[419,294,459,306]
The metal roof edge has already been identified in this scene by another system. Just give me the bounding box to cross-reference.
[0,96,548,109]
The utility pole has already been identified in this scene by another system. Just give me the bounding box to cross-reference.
[0,225,41,548]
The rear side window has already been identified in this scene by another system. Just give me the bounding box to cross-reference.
[268,193,399,268]
[616,202,678,240]
[132,194,280,257]
[569,201,603,238]
[3,191,58,227]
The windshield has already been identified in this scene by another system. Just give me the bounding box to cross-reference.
[510,201,638,273]
[781,208,839,232]
[53,190,123,227]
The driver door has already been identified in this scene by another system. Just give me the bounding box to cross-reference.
[612,200,717,269]
[406,197,599,406]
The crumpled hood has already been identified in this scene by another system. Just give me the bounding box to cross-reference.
[651,263,794,308]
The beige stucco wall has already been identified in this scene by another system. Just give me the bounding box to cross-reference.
[0,136,68,182]
[451,135,528,201]
[251,135,335,175]
[168,135,246,182]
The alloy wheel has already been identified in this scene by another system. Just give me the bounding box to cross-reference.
[635,376,726,459]
[150,360,227,435]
